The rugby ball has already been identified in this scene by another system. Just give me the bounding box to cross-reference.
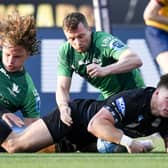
[97,138,121,153]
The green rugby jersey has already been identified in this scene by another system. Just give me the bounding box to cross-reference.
[58,31,145,99]
[0,51,40,118]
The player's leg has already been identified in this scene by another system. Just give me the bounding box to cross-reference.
[1,119,54,153]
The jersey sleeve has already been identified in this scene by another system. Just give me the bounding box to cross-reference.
[57,43,73,77]
[102,89,142,124]
[21,73,40,118]
[103,94,127,124]
[103,35,129,60]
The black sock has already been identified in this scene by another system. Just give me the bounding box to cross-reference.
[0,119,12,144]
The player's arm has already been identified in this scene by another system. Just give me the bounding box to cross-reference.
[87,48,142,78]
[88,107,153,153]
[105,48,142,74]
[143,0,168,24]
[56,76,73,126]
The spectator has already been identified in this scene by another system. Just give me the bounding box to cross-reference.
[143,0,168,74]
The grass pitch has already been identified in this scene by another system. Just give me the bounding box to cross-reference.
[0,153,167,168]
[0,135,166,168]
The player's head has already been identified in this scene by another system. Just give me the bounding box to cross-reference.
[62,12,91,52]
[0,11,39,72]
[63,12,89,32]
[152,74,168,117]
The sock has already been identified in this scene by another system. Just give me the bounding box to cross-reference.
[0,119,12,144]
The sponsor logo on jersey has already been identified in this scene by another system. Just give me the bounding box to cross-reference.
[115,97,126,116]
[78,58,102,66]
[109,40,124,49]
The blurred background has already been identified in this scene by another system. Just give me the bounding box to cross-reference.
[0,0,160,116]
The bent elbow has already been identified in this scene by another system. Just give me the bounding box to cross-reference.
[87,118,100,137]
[87,120,94,134]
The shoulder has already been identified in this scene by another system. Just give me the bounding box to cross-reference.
[58,41,74,57]
[92,31,127,49]
[92,31,115,43]
[59,41,72,52]
[24,72,36,88]
[106,87,153,106]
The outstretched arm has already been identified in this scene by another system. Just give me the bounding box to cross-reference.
[88,107,153,153]
[56,76,73,126]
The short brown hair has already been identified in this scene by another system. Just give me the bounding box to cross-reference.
[0,11,39,55]
[157,73,168,89]
[63,12,89,32]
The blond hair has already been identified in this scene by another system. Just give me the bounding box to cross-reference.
[0,11,39,55]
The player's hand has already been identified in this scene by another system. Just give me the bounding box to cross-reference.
[128,139,154,153]
[1,113,25,128]
[59,105,73,126]
[87,63,107,78]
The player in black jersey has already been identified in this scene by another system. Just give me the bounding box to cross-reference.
[0,74,168,153]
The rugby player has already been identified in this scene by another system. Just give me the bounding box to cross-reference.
[1,74,168,153]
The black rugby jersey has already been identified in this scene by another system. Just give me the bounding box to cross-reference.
[69,99,105,126]
[103,87,168,138]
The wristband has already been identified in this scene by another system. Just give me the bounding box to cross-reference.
[0,119,12,143]
[120,134,133,148]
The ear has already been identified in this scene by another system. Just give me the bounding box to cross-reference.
[154,88,160,95]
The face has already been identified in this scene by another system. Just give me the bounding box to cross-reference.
[64,22,91,52]
[2,42,30,72]
[153,87,168,117]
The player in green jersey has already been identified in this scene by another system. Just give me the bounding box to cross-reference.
[56,12,144,126]
[55,12,145,152]
[0,11,40,129]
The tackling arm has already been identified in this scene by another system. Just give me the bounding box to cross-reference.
[56,76,73,126]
